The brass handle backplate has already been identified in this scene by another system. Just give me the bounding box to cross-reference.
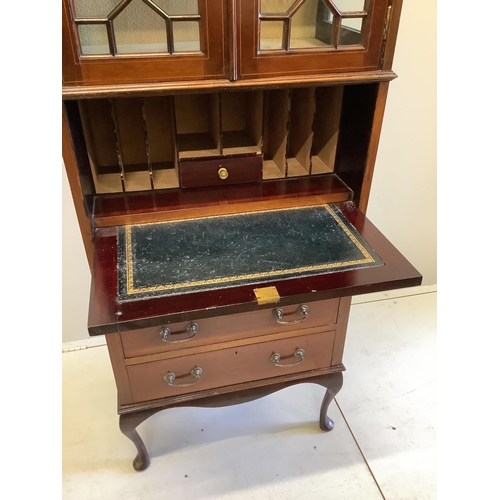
[270,348,305,367]
[272,305,309,325]
[218,167,229,179]
[164,367,203,387]
[158,322,198,343]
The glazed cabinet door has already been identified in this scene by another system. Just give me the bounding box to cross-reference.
[237,0,392,79]
[62,0,227,86]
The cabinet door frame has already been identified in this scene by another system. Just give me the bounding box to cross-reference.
[236,0,390,79]
[62,0,227,86]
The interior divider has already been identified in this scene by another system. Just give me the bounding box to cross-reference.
[262,89,290,180]
[78,85,347,195]
[142,96,179,190]
[174,93,222,159]
[79,99,124,194]
[311,86,343,175]
[140,99,155,189]
[212,92,223,156]
[287,87,315,178]
[112,98,151,192]
[221,91,264,155]
[108,100,126,192]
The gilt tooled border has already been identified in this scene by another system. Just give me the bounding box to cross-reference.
[125,204,375,295]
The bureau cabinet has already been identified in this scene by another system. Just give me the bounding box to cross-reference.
[63,0,421,472]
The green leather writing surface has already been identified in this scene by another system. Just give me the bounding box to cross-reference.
[117,203,383,302]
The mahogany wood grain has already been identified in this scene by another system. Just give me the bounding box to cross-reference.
[127,330,336,402]
[319,372,343,431]
[91,175,352,227]
[94,191,352,227]
[119,411,153,471]
[120,298,339,358]
[105,333,134,406]
[227,0,237,82]
[331,296,352,366]
[382,0,404,71]
[237,0,390,79]
[88,202,421,335]
[335,83,379,207]
[179,154,262,188]
[88,227,119,332]
[62,0,82,84]
[64,101,96,197]
[124,326,337,367]
[62,104,94,267]
[172,369,344,410]
[120,365,343,414]
[62,1,227,86]
[118,370,344,470]
[62,71,398,100]
[99,193,352,227]
[358,81,389,212]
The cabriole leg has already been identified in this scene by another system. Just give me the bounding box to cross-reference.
[119,408,163,471]
[319,372,343,431]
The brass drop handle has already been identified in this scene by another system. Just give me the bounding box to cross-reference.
[270,348,305,367]
[218,167,229,180]
[164,367,203,387]
[158,322,198,343]
[272,305,309,325]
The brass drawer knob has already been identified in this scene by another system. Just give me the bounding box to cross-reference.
[158,322,198,343]
[272,305,309,325]
[164,366,203,387]
[218,167,229,180]
[270,348,305,367]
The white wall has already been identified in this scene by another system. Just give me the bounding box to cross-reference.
[61,0,437,342]
[366,0,437,285]
[62,165,92,342]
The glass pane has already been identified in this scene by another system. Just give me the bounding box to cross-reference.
[340,17,362,45]
[290,0,330,49]
[260,21,284,51]
[154,0,199,16]
[114,1,168,54]
[172,21,201,52]
[260,0,296,15]
[78,24,110,55]
[332,1,366,13]
[73,0,120,19]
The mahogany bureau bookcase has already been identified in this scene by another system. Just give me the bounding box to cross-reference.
[62,0,421,471]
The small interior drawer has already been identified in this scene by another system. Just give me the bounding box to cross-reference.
[127,329,336,402]
[179,154,262,188]
[120,298,339,358]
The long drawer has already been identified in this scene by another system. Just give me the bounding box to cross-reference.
[127,329,336,402]
[120,298,339,358]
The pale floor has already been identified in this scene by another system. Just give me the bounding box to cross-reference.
[62,286,436,500]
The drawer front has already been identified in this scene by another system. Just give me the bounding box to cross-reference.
[127,330,335,402]
[179,154,262,188]
[120,298,339,358]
